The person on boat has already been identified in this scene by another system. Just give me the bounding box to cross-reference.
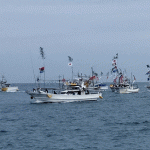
[54,91,57,94]
[86,90,89,94]
[78,91,81,95]
[45,89,48,93]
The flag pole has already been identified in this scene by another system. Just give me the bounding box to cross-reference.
[131,72,132,85]
[43,53,45,88]
[91,67,93,77]
[91,67,94,86]
[44,66,45,88]
[72,66,73,81]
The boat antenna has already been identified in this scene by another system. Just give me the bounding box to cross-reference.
[58,75,61,89]
[29,48,36,84]
[91,67,94,86]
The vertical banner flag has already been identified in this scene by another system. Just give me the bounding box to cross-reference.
[114,76,118,83]
[133,75,136,81]
[106,72,109,79]
[119,74,123,83]
[112,53,118,73]
[40,47,45,59]
[68,56,73,66]
[146,65,150,75]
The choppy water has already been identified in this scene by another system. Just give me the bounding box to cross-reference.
[0,82,150,150]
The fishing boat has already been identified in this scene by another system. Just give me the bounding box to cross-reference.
[110,54,139,93]
[0,76,19,92]
[26,50,103,103]
[95,71,109,91]
[110,82,129,93]
[26,82,103,103]
[110,77,139,94]
[119,84,139,94]
[85,68,108,92]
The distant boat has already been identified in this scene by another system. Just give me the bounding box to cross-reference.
[118,84,139,94]
[110,54,139,93]
[0,76,19,92]
[110,75,139,94]
[87,68,108,91]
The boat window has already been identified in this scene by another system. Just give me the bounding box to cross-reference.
[61,92,66,94]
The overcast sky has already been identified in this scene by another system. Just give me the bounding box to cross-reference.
[0,0,150,83]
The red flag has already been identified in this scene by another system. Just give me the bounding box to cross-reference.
[39,67,44,71]
[119,75,123,83]
[62,78,65,82]
[114,76,118,83]
[89,76,96,80]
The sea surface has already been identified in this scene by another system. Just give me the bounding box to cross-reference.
[0,82,150,150]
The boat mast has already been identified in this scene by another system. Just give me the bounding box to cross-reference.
[58,75,61,89]
[72,66,73,81]
[91,67,94,86]
[91,67,93,77]
[131,72,132,85]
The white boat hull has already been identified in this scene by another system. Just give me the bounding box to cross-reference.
[119,87,139,94]
[110,84,139,94]
[100,86,108,90]
[1,86,19,92]
[27,92,102,103]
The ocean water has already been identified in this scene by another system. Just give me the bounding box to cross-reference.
[0,82,150,150]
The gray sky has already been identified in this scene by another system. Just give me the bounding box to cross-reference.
[0,0,150,83]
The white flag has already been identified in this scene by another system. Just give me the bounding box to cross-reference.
[68,62,72,66]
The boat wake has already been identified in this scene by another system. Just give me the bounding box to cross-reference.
[30,98,98,104]
[17,91,25,93]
